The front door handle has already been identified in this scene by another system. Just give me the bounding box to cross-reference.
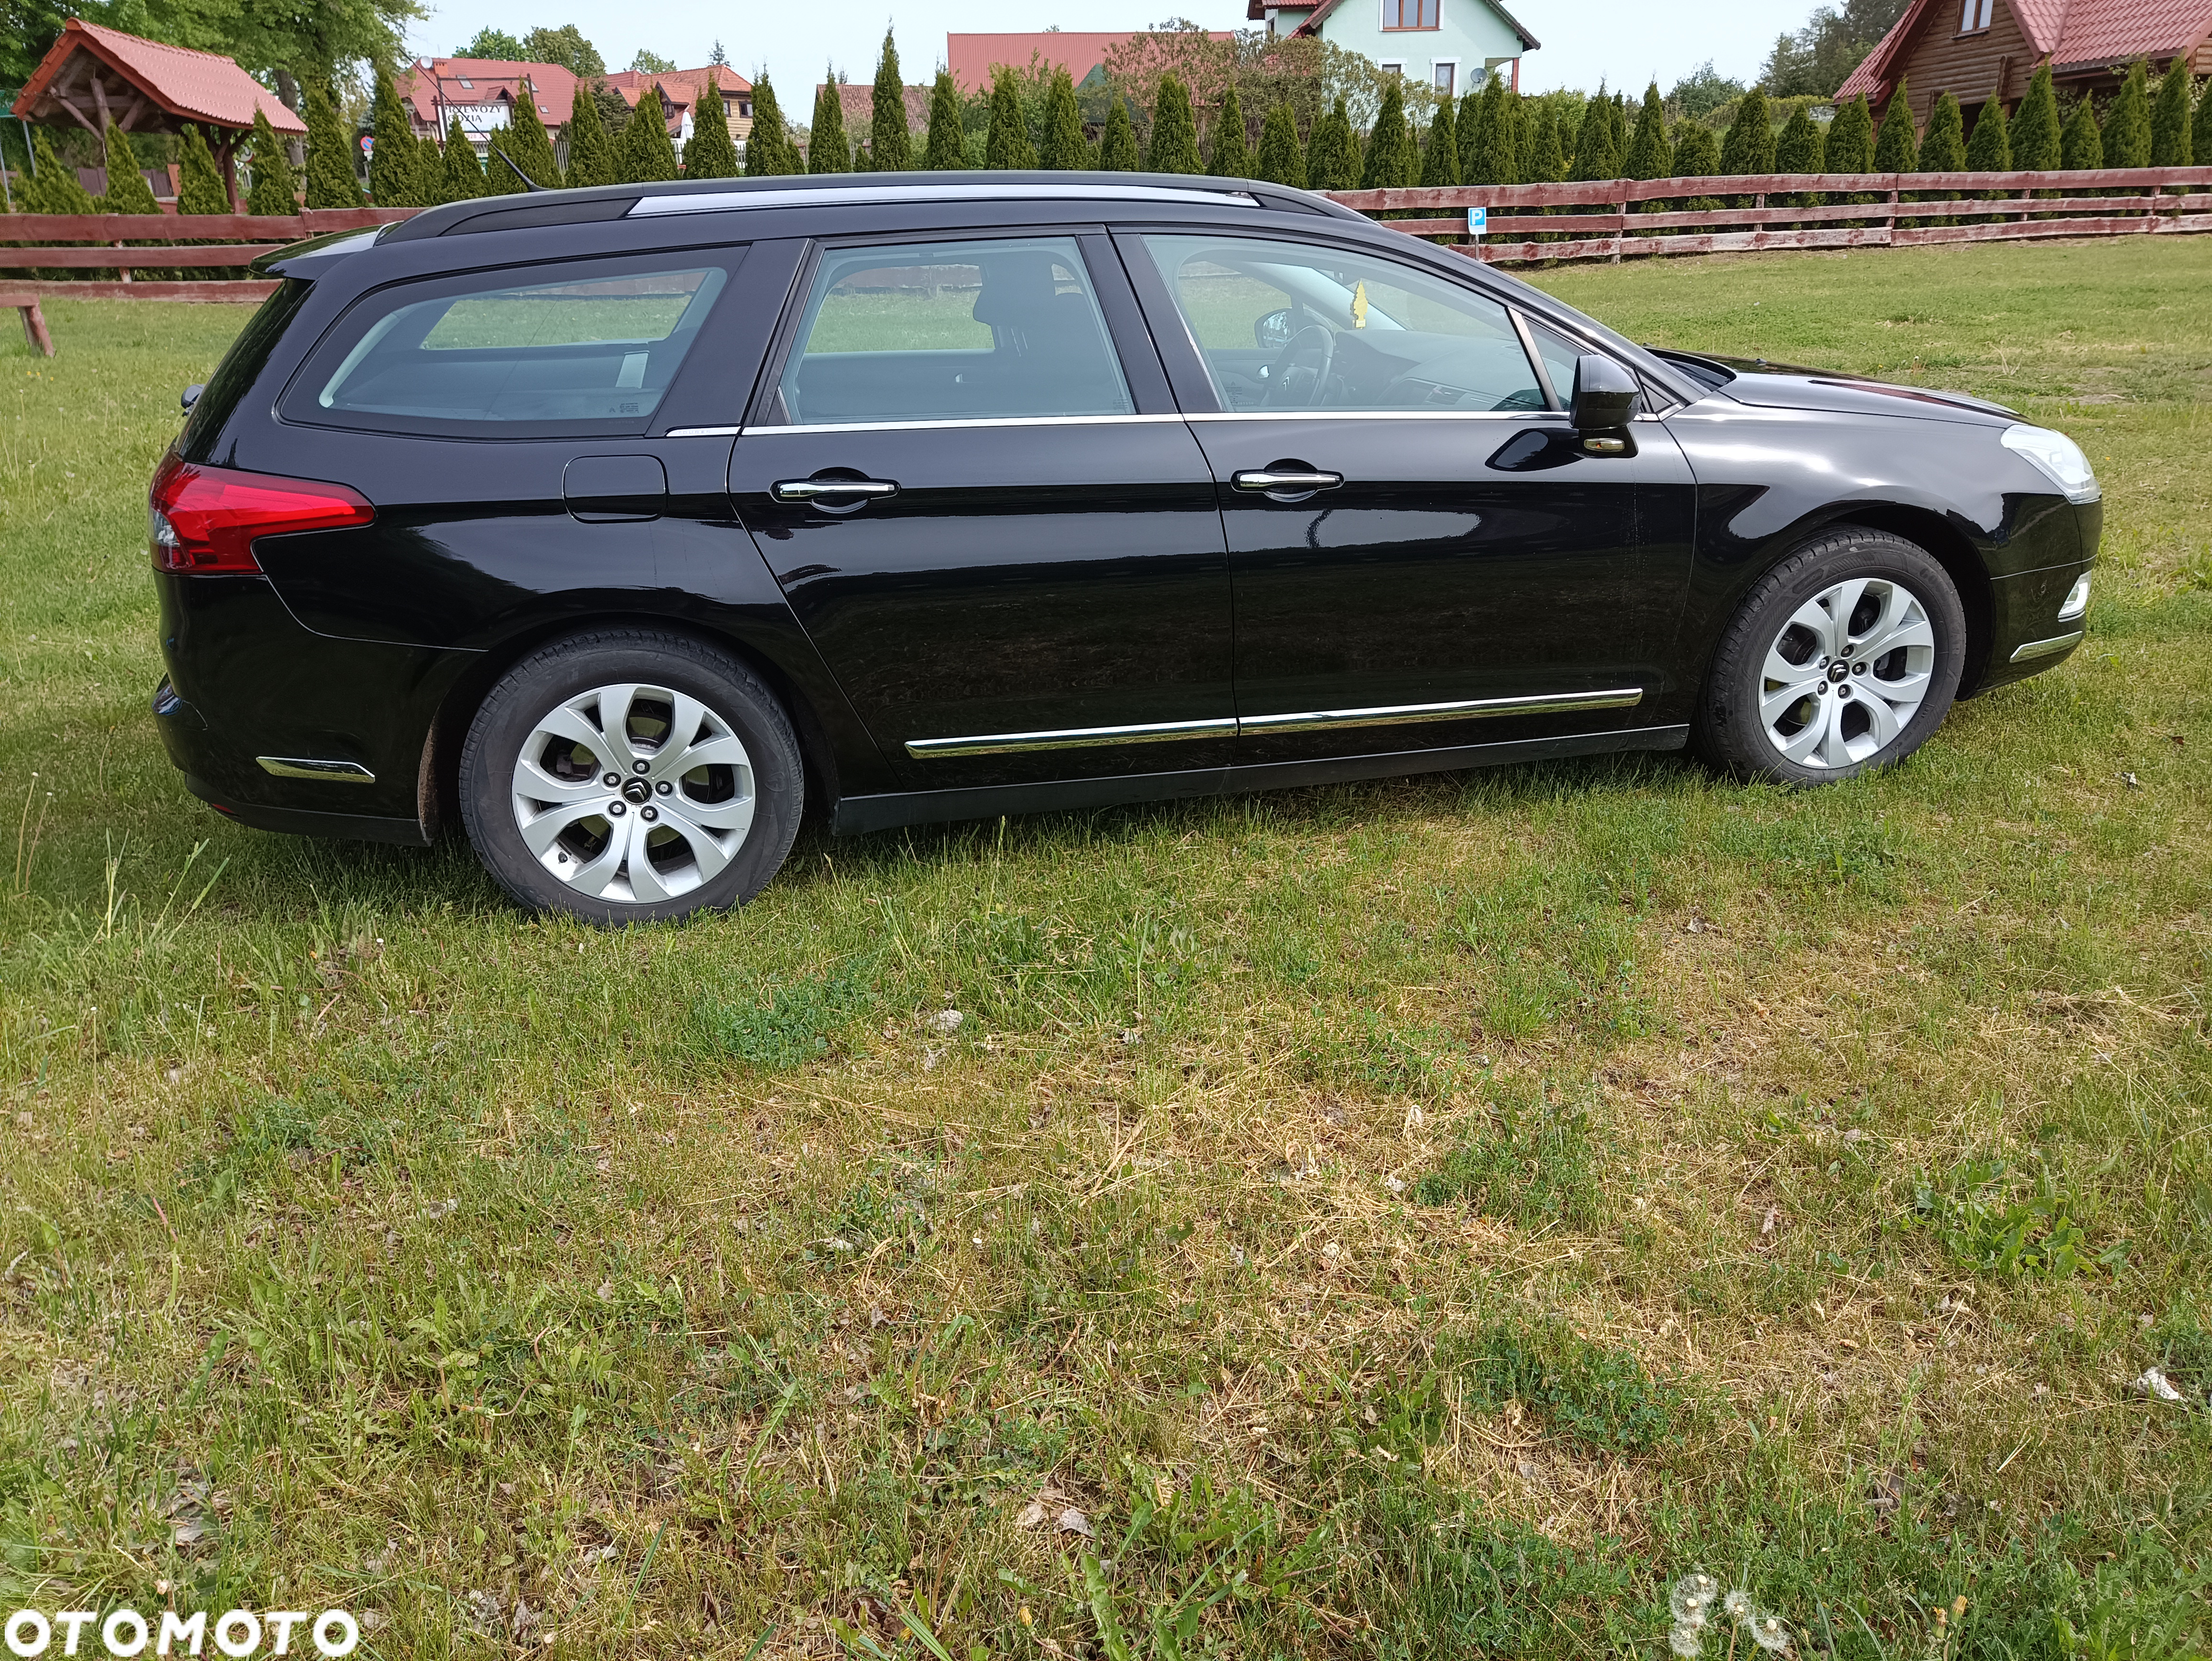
[1232,469,1343,492]
[770,477,899,502]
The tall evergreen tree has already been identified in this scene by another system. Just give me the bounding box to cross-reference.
[1041,67,1087,168]
[492,75,562,190]
[925,71,969,168]
[177,125,231,213]
[1472,73,1518,184]
[1146,76,1203,174]
[1255,100,1306,187]
[743,77,798,176]
[25,130,95,213]
[683,78,742,177]
[417,134,446,202]
[1525,102,1566,185]
[1964,97,2010,170]
[1571,89,1621,179]
[620,92,680,181]
[1456,90,1486,180]
[2198,63,2212,165]
[1097,97,1141,171]
[2103,59,2151,166]
[1305,98,1359,190]
[1917,89,1965,171]
[810,74,852,173]
[1873,81,1918,172]
[984,68,1037,168]
[1211,83,1254,177]
[303,80,359,206]
[1720,87,1775,177]
[437,114,485,201]
[1418,100,1458,186]
[564,78,618,186]
[2149,55,2192,165]
[1506,87,1529,178]
[1671,119,1720,180]
[1623,82,1672,180]
[1825,92,1875,174]
[247,109,301,213]
[871,30,913,171]
[1361,78,1416,188]
[100,122,160,212]
[1775,103,1824,174]
[2058,96,2103,169]
[2008,64,2060,170]
[369,72,422,206]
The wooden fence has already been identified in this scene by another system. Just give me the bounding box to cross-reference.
[3,169,2210,300]
[1329,166,2212,263]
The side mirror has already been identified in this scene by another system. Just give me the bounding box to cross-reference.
[1569,354,1637,432]
[1254,308,1294,351]
[181,383,204,412]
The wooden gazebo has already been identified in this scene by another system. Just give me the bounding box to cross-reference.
[10,19,306,206]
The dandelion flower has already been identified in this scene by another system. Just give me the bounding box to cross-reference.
[1671,1627,1703,1657]
[1724,1590,1755,1621]
[1671,1575,1718,1622]
[1754,1614,1791,1653]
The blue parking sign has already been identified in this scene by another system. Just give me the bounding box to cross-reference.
[1466,205,1487,234]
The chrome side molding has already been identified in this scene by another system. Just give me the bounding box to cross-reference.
[257,756,376,783]
[905,688,1644,759]
[2010,631,2084,663]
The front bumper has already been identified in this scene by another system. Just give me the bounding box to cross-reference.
[1973,497,2100,694]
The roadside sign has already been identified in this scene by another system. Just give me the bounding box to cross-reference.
[1467,205,1487,234]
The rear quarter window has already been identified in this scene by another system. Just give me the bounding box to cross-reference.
[282,256,734,439]
[177,277,314,463]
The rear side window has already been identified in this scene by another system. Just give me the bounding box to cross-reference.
[287,257,731,437]
[774,237,1133,425]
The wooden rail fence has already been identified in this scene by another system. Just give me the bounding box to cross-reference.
[2,170,2208,302]
[1330,166,2212,263]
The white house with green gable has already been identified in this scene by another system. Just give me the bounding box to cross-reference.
[1250,0,1539,102]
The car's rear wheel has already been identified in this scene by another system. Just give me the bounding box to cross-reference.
[459,631,802,924]
[1694,527,1966,785]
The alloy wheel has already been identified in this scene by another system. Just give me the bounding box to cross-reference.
[1758,577,1936,769]
[510,682,756,905]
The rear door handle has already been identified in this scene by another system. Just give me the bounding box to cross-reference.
[770,477,899,502]
[1232,469,1342,492]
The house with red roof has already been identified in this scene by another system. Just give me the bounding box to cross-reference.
[11,18,305,205]
[1836,0,2212,128]
[945,31,1233,95]
[394,59,582,152]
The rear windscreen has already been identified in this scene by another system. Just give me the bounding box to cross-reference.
[289,259,730,436]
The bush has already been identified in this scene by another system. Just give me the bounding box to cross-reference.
[1097,96,1139,171]
[1254,100,1304,187]
[1211,83,1253,178]
[1145,75,1202,174]
[1039,67,1086,170]
[303,79,360,205]
[1361,77,1415,188]
[99,121,158,213]
[923,71,968,169]
[246,108,300,214]
[176,124,230,214]
[871,30,912,172]
[741,76,798,177]
[1306,97,1360,190]
[681,77,740,179]
[2103,59,2151,167]
[618,95,679,183]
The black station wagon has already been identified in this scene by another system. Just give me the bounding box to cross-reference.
[151,172,2101,923]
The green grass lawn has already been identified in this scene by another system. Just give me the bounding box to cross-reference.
[2,238,2209,1660]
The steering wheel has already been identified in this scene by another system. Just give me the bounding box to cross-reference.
[1266,324,1337,409]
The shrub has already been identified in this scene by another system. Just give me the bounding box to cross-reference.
[563,78,618,187]
[1624,82,1672,180]
[984,68,1036,168]
[1361,77,1416,188]
[176,124,230,214]
[1210,82,1253,177]
[2059,96,2103,170]
[1254,100,1305,187]
[680,77,740,179]
[742,76,797,177]
[807,75,851,174]
[616,93,677,182]
[871,29,913,172]
[1917,89,1966,171]
[924,71,968,169]
[1040,67,1086,169]
[368,72,422,206]
[1873,79,1918,171]
[2010,64,2061,170]
[247,108,301,214]
[1417,100,1456,186]
[1720,86,1775,176]
[1965,96,2011,171]
[2149,55,2192,166]
[1145,75,1202,174]
[100,120,159,213]
[1775,103,1824,175]
[1524,102,1567,184]
[1097,97,1139,171]
[303,80,360,206]
[2103,59,2151,167]
[1469,73,1519,185]
[437,113,486,200]
[1826,92,1874,173]
[1571,87,1620,179]
[1305,97,1360,190]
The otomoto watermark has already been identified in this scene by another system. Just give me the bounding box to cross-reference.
[2,1608,358,1659]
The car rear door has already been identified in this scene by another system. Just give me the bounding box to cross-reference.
[726,231,1235,795]
[1120,228,1693,769]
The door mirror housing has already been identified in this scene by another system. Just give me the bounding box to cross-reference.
[1569,354,1638,432]
[1254,308,1294,351]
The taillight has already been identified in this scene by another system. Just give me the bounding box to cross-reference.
[150,451,374,574]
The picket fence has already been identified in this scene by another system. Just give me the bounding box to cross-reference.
[2,168,2210,300]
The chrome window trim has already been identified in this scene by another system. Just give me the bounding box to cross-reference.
[258,756,376,784]
[1183,409,1570,423]
[630,183,1262,217]
[2010,630,2084,663]
[741,413,1186,437]
[664,424,742,437]
[906,716,1237,759]
[905,687,1644,758]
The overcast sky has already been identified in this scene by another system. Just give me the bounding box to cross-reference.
[409,0,1782,100]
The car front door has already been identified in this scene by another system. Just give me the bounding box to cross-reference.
[1122,229,1693,770]
[727,232,1235,797]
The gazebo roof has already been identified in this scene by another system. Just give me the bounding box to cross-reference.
[11,19,307,136]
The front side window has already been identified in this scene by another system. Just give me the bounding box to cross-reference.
[294,258,729,435]
[1139,233,1547,414]
[775,236,1133,425]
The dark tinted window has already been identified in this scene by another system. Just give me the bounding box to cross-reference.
[178,277,313,462]
[287,258,730,437]
[776,237,1132,425]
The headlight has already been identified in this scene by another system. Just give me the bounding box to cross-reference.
[2001,424,2100,504]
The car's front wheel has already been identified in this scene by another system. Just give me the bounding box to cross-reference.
[458,631,803,924]
[1694,527,1967,785]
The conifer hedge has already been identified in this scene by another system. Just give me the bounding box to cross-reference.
[809,77,852,174]
[925,73,969,169]
[1097,98,1140,172]
[743,78,799,177]
[250,109,303,213]
[1255,101,1305,188]
[1146,76,1202,174]
[177,126,231,214]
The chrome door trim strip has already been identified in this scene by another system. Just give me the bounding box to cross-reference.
[906,716,1238,759]
[663,425,742,437]
[1239,687,1644,735]
[905,688,1644,758]
[741,413,1183,437]
[2010,630,2084,663]
[258,756,376,784]
[1183,409,1571,423]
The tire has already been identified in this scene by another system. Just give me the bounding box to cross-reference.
[1693,527,1966,786]
[458,630,803,925]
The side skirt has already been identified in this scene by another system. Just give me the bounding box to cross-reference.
[831,723,1690,836]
